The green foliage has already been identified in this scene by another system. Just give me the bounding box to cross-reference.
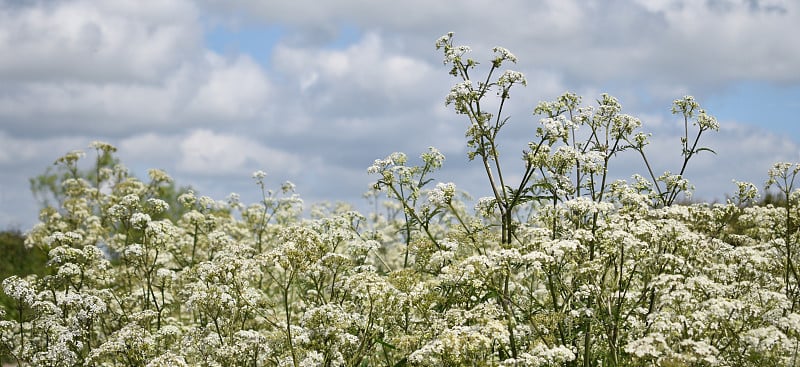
[29,143,119,209]
[0,230,44,277]
[0,230,47,364]
[0,230,47,313]
[29,141,191,222]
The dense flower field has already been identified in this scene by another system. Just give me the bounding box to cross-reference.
[3,34,800,366]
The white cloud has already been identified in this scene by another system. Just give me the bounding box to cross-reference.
[0,1,274,137]
[0,0,201,83]
[206,0,800,89]
[274,33,436,100]
[695,120,800,187]
[0,133,94,229]
[118,133,182,162]
[0,54,273,137]
[266,32,459,146]
[185,53,272,120]
[177,129,307,176]
[0,131,85,167]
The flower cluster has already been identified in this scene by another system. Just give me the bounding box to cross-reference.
[2,37,798,367]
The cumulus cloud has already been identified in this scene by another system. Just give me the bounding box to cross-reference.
[687,121,800,193]
[0,131,84,168]
[118,133,182,162]
[178,129,307,176]
[0,1,274,137]
[203,0,800,89]
[0,133,90,229]
[185,53,272,121]
[0,0,201,83]
[273,32,440,115]
[0,57,274,137]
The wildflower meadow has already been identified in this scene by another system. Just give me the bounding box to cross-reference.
[3,33,800,366]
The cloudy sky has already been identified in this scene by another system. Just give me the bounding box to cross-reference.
[1,0,799,230]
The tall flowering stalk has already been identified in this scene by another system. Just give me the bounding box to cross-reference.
[766,162,800,311]
[435,33,722,365]
[436,32,529,245]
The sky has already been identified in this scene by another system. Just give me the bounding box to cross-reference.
[1,0,799,230]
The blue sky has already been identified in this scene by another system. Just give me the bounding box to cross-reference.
[706,82,800,136]
[1,0,799,229]
[205,25,285,66]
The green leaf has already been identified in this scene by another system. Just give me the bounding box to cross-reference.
[419,178,434,189]
[375,338,397,350]
[695,147,717,155]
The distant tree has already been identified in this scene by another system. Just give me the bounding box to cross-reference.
[760,190,788,207]
[29,143,119,209]
[0,229,47,314]
[29,142,192,222]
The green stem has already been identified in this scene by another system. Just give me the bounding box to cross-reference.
[283,276,299,367]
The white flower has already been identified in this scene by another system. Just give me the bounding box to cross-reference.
[198,195,216,209]
[440,237,459,252]
[108,204,128,219]
[178,190,196,208]
[156,268,175,282]
[89,140,117,152]
[428,182,456,206]
[368,152,407,174]
[421,147,445,169]
[696,111,719,131]
[578,150,605,173]
[130,212,151,229]
[445,80,475,114]
[742,326,790,353]
[2,276,36,305]
[146,352,188,367]
[497,70,526,87]
[299,351,325,367]
[45,231,82,246]
[435,32,453,49]
[121,193,140,207]
[147,168,172,183]
[624,335,666,358]
[563,196,613,215]
[124,243,144,258]
[492,46,518,63]
[672,95,700,116]
[57,262,81,280]
[475,196,497,216]
[538,115,570,139]
[441,44,471,65]
[252,170,267,180]
[275,181,295,195]
[543,239,580,260]
[611,113,641,136]
[146,198,170,214]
